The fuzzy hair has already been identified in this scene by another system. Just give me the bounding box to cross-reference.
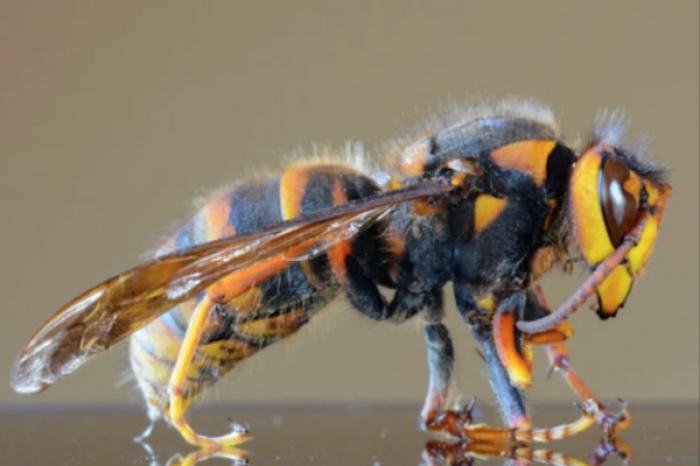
[380,96,561,170]
[589,108,668,185]
[138,140,382,262]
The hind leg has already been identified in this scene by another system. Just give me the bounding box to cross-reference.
[158,249,323,450]
[166,295,251,450]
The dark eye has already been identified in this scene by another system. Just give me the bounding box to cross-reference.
[599,157,639,247]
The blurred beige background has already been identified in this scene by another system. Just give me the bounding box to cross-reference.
[1,1,697,410]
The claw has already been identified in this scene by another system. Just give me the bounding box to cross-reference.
[602,398,631,435]
[227,419,249,434]
[574,399,598,417]
[459,397,478,425]
[573,401,587,414]
[583,397,631,444]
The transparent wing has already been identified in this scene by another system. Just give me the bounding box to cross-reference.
[11,181,454,394]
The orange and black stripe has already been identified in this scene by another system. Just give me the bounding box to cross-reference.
[129,163,387,414]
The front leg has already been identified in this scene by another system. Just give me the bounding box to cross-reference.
[525,284,631,437]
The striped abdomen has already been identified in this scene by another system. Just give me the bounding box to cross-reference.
[128,163,385,415]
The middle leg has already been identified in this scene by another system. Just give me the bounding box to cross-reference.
[419,290,456,424]
[335,257,457,424]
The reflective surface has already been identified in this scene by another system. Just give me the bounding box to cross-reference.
[1,404,697,465]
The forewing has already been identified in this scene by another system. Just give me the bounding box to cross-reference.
[11,181,454,394]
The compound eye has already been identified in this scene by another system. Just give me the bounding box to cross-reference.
[600,157,639,247]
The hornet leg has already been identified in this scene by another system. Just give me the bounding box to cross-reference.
[338,256,458,426]
[422,284,599,444]
[167,295,250,450]
[525,284,631,438]
[423,325,600,443]
[419,291,456,424]
[164,251,305,450]
[337,258,458,428]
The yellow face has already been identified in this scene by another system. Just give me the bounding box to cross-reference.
[569,144,671,319]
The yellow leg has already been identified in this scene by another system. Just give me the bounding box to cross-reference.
[167,295,251,450]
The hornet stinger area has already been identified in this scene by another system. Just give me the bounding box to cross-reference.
[11,98,671,452]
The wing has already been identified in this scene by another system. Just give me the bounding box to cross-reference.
[11,180,454,394]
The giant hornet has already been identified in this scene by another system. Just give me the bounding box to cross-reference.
[10,98,670,451]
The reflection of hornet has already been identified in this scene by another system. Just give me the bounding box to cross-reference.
[422,437,630,466]
[138,437,629,466]
[141,445,250,466]
[10,98,670,451]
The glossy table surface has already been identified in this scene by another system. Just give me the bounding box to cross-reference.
[1,404,697,466]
